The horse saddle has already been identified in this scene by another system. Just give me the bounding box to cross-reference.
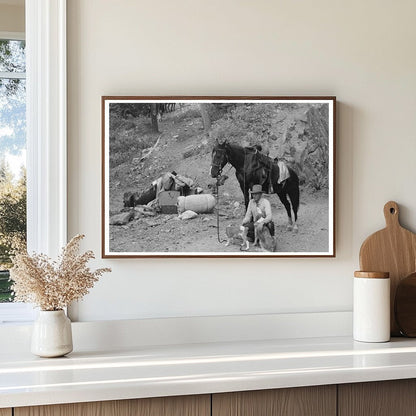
[277,161,290,184]
[245,151,275,193]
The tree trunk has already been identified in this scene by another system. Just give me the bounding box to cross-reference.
[199,104,211,132]
[150,103,159,132]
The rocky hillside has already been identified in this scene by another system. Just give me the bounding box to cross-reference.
[210,103,330,190]
[109,102,330,213]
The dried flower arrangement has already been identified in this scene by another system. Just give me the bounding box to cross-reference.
[10,234,111,311]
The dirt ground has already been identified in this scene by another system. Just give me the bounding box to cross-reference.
[109,190,329,254]
[108,106,330,254]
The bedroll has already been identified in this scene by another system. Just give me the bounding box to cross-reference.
[177,194,216,214]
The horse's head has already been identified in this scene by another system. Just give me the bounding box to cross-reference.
[210,140,228,178]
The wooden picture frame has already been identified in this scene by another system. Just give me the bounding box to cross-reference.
[102,96,336,258]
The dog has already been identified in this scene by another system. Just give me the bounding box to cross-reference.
[225,224,249,251]
[253,221,276,252]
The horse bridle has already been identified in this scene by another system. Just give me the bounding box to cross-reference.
[211,147,229,176]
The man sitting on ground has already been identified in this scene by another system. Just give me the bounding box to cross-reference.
[241,184,275,243]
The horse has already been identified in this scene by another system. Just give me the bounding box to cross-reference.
[210,140,300,231]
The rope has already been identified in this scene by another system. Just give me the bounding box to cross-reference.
[243,148,247,205]
[215,176,226,244]
[214,163,233,244]
[214,146,248,245]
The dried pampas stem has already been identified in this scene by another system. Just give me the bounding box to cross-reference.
[10,234,111,311]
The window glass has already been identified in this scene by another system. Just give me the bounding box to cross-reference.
[0,39,25,73]
[0,39,26,304]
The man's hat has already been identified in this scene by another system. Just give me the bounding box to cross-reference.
[250,184,263,194]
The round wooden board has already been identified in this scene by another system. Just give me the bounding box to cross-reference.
[395,272,416,337]
[359,201,416,335]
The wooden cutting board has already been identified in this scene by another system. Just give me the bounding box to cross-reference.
[359,201,416,336]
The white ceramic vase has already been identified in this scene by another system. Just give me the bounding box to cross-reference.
[31,310,73,357]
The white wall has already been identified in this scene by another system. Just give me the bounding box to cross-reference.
[67,0,416,322]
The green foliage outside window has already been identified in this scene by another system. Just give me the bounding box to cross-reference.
[0,38,27,302]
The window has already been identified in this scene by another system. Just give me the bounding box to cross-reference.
[0,32,34,322]
[0,1,67,324]
[0,35,26,301]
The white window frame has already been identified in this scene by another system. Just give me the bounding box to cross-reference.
[0,0,67,324]
[0,30,32,323]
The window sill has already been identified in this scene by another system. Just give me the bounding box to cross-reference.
[0,303,36,324]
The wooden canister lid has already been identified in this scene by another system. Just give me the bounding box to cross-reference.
[354,271,389,279]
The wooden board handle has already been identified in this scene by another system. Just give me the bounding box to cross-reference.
[384,201,400,228]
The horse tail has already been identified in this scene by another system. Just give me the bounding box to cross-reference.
[288,168,300,221]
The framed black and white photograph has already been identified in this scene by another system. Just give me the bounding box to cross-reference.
[102,96,336,257]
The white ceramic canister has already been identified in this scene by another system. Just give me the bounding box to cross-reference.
[353,271,390,342]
